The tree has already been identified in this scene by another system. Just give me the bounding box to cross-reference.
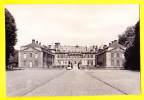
[5,9,17,68]
[119,21,140,70]
[118,26,135,47]
[130,21,140,70]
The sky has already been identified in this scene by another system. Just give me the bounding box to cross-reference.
[6,5,139,49]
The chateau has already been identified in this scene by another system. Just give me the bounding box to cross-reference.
[19,39,126,69]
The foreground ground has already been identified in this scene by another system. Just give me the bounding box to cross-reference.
[6,69,140,96]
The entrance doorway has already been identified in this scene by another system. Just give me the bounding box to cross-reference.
[73,61,78,70]
[29,61,33,68]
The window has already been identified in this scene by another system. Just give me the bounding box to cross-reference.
[35,53,38,58]
[68,61,71,64]
[57,50,60,52]
[91,55,93,58]
[117,53,120,57]
[82,54,85,58]
[111,59,114,66]
[88,55,89,58]
[91,60,93,65]
[23,53,27,59]
[23,61,26,66]
[87,60,89,65]
[117,60,120,66]
[79,60,82,64]
[95,55,97,58]
[60,54,63,58]
[111,53,114,58]
[30,53,32,57]
[60,61,63,65]
[58,60,61,64]
[35,60,38,66]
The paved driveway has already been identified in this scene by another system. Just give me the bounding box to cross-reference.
[6,69,140,96]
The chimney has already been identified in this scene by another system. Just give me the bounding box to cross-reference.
[114,40,117,43]
[103,45,107,49]
[39,42,41,46]
[32,39,35,44]
[36,41,38,44]
[95,46,98,51]
[109,43,111,46]
[48,45,51,49]
[55,42,60,48]
[85,46,87,51]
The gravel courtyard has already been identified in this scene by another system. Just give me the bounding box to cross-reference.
[6,69,140,96]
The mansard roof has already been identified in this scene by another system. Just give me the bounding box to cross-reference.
[55,45,98,53]
[20,39,125,55]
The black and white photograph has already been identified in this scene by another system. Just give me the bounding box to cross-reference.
[6,4,140,96]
